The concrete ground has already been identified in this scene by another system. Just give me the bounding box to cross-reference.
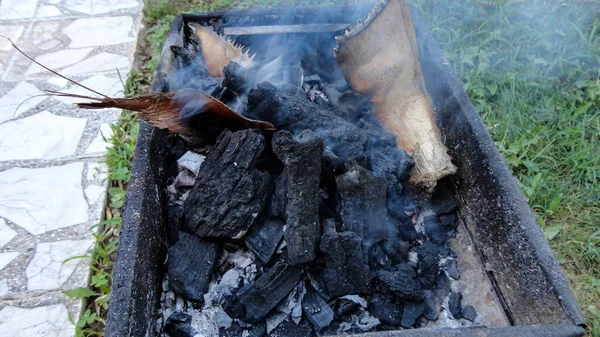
[0,0,143,335]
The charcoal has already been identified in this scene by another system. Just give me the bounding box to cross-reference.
[267,318,313,337]
[424,215,447,245]
[184,130,271,239]
[302,285,334,331]
[397,222,419,242]
[268,173,288,219]
[336,161,388,253]
[167,204,184,245]
[238,261,303,321]
[437,272,452,299]
[244,218,284,263]
[223,61,249,93]
[369,293,402,326]
[248,82,367,163]
[220,321,265,337]
[439,213,458,229]
[322,80,350,107]
[416,242,440,271]
[377,264,424,301]
[383,239,410,264]
[444,259,460,280]
[320,230,372,297]
[333,298,361,318]
[272,130,323,264]
[448,292,463,319]
[423,290,439,320]
[222,294,246,320]
[461,305,477,322]
[164,312,196,337]
[400,301,425,329]
[304,74,322,86]
[431,185,458,215]
[369,242,392,269]
[168,233,218,301]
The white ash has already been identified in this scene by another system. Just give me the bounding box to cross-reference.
[168,151,205,203]
[266,281,306,333]
[338,308,381,333]
[339,295,367,308]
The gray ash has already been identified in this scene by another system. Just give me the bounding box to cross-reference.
[159,20,479,337]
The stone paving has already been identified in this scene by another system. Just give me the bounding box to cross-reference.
[0,0,143,335]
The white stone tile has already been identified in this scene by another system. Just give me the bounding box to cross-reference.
[54,74,122,105]
[26,239,92,291]
[61,52,130,76]
[87,161,107,180]
[31,21,60,45]
[47,76,68,88]
[0,304,73,337]
[0,25,24,51]
[0,0,39,20]
[0,278,9,297]
[0,219,17,248]
[0,252,19,271]
[63,16,135,48]
[26,47,93,75]
[37,5,61,17]
[47,0,62,4]
[0,111,87,161]
[85,123,113,154]
[64,0,139,15]
[38,39,61,51]
[85,185,104,206]
[0,82,46,123]
[0,162,88,235]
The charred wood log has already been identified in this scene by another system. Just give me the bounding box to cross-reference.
[302,284,335,331]
[244,218,284,264]
[249,82,367,163]
[377,263,424,301]
[272,130,324,264]
[184,130,271,239]
[237,261,303,321]
[164,312,197,337]
[400,301,425,328]
[167,233,218,301]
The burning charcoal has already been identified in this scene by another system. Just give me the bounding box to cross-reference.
[267,318,313,337]
[369,293,402,326]
[423,215,447,245]
[400,301,425,329]
[377,264,424,301]
[461,305,477,322]
[268,173,288,220]
[220,321,265,337]
[448,292,463,319]
[238,261,303,321]
[272,130,323,264]
[336,161,388,254]
[184,130,271,239]
[423,290,439,321]
[320,230,371,297]
[444,259,460,280]
[249,82,367,163]
[244,218,284,263]
[334,298,361,318]
[164,312,197,337]
[167,233,218,301]
[302,284,334,331]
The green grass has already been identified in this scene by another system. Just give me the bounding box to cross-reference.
[70,0,600,336]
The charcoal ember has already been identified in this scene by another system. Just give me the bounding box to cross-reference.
[244,218,284,263]
[272,130,323,264]
[302,285,334,331]
[423,290,439,320]
[223,61,249,93]
[248,82,367,163]
[369,293,402,326]
[377,264,424,301]
[184,130,271,239]
[267,318,313,337]
[448,292,463,319]
[220,321,265,337]
[423,215,447,245]
[336,161,388,253]
[461,305,477,322]
[383,239,410,264]
[320,231,372,297]
[164,312,197,337]
[369,242,391,269]
[268,173,288,219]
[444,259,460,280]
[334,298,361,318]
[238,261,303,321]
[416,242,440,289]
[397,222,419,242]
[167,204,184,245]
[168,233,218,301]
[400,301,425,329]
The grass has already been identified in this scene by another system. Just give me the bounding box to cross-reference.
[69,0,600,336]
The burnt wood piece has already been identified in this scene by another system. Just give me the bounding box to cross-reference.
[462,305,478,322]
[219,321,266,337]
[164,312,197,337]
[302,284,335,331]
[369,293,402,326]
[416,242,440,289]
[244,218,284,263]
[237,261,303,321]
[184,130,271,239]
[377,263,424,301]
[272,130,324,264]
[401,301,426,328]
[336,161,388,254]
[320,230,371,297]
[167,233,218,301]
[267,318,314,337]
[448,292,463,319]
[268,171,288,220]
[249,82,367,163]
